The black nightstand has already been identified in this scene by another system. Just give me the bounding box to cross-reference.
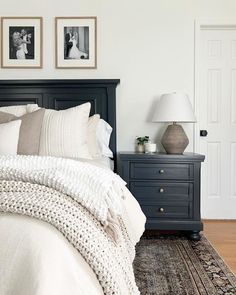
[117,152,205,241]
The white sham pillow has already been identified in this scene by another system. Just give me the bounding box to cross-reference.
[87,116,113,159]
[96,119,113,158]
[0,104,39,116]
[0,120,22,155]
[39,103,92,159]
[87,114,101,158]
[27,104,39,113]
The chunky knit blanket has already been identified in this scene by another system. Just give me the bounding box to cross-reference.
[0,155,140,295]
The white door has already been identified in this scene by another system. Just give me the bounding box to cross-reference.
[196,24,236,219]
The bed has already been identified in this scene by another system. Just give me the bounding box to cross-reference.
[0,80,146,295]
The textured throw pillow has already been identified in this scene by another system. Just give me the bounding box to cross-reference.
[0,120,22,155]
[0,104,39,116]
[87,114,101,158]
[0,109,45,155]
[39,103,92,159]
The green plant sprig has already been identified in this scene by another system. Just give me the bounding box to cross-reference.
[136,136,149,145]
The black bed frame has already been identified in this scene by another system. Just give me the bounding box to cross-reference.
[0,79,120,168]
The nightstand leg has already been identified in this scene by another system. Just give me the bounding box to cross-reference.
[188,230,201,241]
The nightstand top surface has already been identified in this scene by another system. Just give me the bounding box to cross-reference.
[118,152,205,161]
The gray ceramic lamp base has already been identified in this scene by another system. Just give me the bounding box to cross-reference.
[161,123,189,154]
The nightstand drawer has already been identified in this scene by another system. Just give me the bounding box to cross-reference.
[130,163,192,180]
[142,203,191,219]
[130,182,193,203]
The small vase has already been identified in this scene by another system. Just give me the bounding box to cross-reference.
[137,144,145,153]
[145,142,157,153]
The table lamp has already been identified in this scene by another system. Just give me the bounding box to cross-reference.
[152,93,196,154]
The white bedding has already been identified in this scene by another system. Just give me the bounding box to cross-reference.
[0,158,145,295]
[67,156,114,170]
[90,156,114,170]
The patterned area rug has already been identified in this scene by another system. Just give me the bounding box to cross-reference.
[134,235,236,295]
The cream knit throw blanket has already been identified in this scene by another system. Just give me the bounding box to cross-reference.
[0,155,126,239]
[0,155,140,295]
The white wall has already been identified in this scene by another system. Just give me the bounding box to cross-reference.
[1,0,236,151]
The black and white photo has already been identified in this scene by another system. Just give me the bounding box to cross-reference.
[56,17,96,68]
[9,26,34,60]
[64,26,89,60]
[1,17,42,68]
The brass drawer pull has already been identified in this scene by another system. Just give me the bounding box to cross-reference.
[159,207,165,213]
[159,169,165,174]
[159,188,164,193]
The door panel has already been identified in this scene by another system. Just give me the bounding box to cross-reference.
[198,28,236,219]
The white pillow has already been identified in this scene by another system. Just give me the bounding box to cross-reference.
[0,120,21,155]
[87,114,101,158]
[27,104,39,113]
[0,104,39,116]
[96,119,113,158]
[39,103,92,159]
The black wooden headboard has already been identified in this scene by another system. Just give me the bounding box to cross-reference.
[0,79,120,166]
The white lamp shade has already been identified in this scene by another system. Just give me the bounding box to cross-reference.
[152,93,197,123]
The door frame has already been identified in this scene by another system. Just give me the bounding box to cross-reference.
[194,19,236,153]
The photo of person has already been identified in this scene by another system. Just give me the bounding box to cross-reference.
[9,26,35,60]
[64,26,89,60]
[56,17,96,68]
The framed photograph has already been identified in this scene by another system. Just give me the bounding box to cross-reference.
[55,17,97,69]
[1,17,42,68]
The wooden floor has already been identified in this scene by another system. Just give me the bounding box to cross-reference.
[204,220,236,274]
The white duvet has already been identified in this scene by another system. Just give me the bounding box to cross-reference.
[0,158,146,295]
